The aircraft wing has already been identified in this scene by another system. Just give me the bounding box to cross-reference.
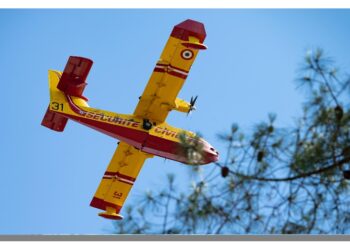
[90,141,153,220]
[133,19,207,123]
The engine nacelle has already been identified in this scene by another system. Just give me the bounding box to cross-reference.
[174,98,193,113]
[160,97,194,114]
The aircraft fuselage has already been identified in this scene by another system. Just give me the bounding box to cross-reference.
[57,94,218,165]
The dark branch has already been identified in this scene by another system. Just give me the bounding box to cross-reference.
[216,156,350,182]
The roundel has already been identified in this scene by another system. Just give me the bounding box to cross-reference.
[181,49,194,60]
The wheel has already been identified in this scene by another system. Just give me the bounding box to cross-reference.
[142,119,153,130]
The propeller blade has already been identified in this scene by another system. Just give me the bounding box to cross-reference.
[187,95,198,116]
[192,95,198,105]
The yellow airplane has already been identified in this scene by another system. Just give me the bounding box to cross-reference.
[41,19,219,220]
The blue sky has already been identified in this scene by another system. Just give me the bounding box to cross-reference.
[1,9,350,234]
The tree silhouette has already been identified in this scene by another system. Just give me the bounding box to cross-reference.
[112,49,350,234]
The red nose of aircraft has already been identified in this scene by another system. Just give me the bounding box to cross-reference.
[201,139,219,164]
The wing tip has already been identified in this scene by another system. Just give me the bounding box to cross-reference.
[90,196,121,211]
[98,211,124,220]
[171,19,206,43]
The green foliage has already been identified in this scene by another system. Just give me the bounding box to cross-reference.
[113,49,350,234]
[178,131,204,165]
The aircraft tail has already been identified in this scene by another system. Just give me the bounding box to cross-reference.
[41,56,93,132]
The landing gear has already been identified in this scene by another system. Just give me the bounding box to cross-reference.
[142,119,153,130]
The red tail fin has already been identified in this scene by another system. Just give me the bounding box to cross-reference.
[41,56,93,132]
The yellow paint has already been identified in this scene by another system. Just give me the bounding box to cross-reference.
[48,70,144,132]
[48,70,196,143]
[174,97,191,113]
[133,36,201,123]
[93,142,153,207]
[46,27,205,218]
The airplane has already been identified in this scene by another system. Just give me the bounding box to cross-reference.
[41,19,219,220]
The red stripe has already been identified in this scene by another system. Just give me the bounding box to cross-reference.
[155,63,189,73]
[155,62,169,67]
[155,63,189,74]
[101,178,132,186]
[100,178,132,185]
[118,179,133,185]
[104,171,136,182]
[90,196,121,212]
[116,172,136,182]
[168,70,187,79]
[66,94,87,116]
[169,64,189,73]
[104,171,118,176]
[153,67,187,79]
[154,67,166,73]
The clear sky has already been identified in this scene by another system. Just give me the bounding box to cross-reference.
[1,9,350,234]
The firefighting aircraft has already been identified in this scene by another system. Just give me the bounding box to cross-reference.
[41,19,219,220]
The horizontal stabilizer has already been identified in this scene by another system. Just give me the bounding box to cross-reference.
[57,56,93,101]
[41,106,68,132]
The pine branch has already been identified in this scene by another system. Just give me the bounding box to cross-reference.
[217,156,350,182]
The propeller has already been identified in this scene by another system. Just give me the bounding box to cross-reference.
[187,95,198,116]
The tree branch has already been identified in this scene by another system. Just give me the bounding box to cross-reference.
[216,156,350,182]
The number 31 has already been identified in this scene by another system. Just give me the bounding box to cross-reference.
[51,102,63,111]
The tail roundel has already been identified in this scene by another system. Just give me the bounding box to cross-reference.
[41,56,93,132]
